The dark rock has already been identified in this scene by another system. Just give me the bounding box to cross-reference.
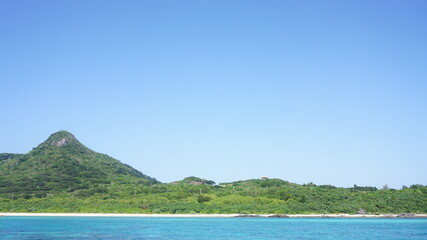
[268,214,290,218]
[397,213,416,218]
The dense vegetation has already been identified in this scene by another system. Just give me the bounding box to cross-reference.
[0,131,426,214]
[0,131,158,200]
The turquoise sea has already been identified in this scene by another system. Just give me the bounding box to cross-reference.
[1,217,427,240]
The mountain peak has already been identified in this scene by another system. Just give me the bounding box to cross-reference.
[47,130,76,147]
[32,130,89,153]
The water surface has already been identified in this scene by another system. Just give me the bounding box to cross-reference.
[1,217,426,239]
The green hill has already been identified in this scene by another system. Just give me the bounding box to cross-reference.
[0,130,158,199]
[0,130,426,214]
[177,176,216,185]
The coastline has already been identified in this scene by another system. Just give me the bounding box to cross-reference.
[1,213,427,218]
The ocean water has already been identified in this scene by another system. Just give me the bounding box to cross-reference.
[1,217,427,240]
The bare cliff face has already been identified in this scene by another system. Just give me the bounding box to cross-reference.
[52,136,69,146]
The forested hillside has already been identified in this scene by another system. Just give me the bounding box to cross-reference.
[0,131,158,199]
[0,131,426,214]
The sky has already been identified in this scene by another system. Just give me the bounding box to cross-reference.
[1,0,426,189]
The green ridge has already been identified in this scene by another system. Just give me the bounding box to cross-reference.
[0,131,426,214]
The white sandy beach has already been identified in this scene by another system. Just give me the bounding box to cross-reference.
[1,213,427,218]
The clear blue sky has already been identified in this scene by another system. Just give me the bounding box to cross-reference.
[1,0,426,188]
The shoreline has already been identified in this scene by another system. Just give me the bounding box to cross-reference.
[1,213,427,218]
